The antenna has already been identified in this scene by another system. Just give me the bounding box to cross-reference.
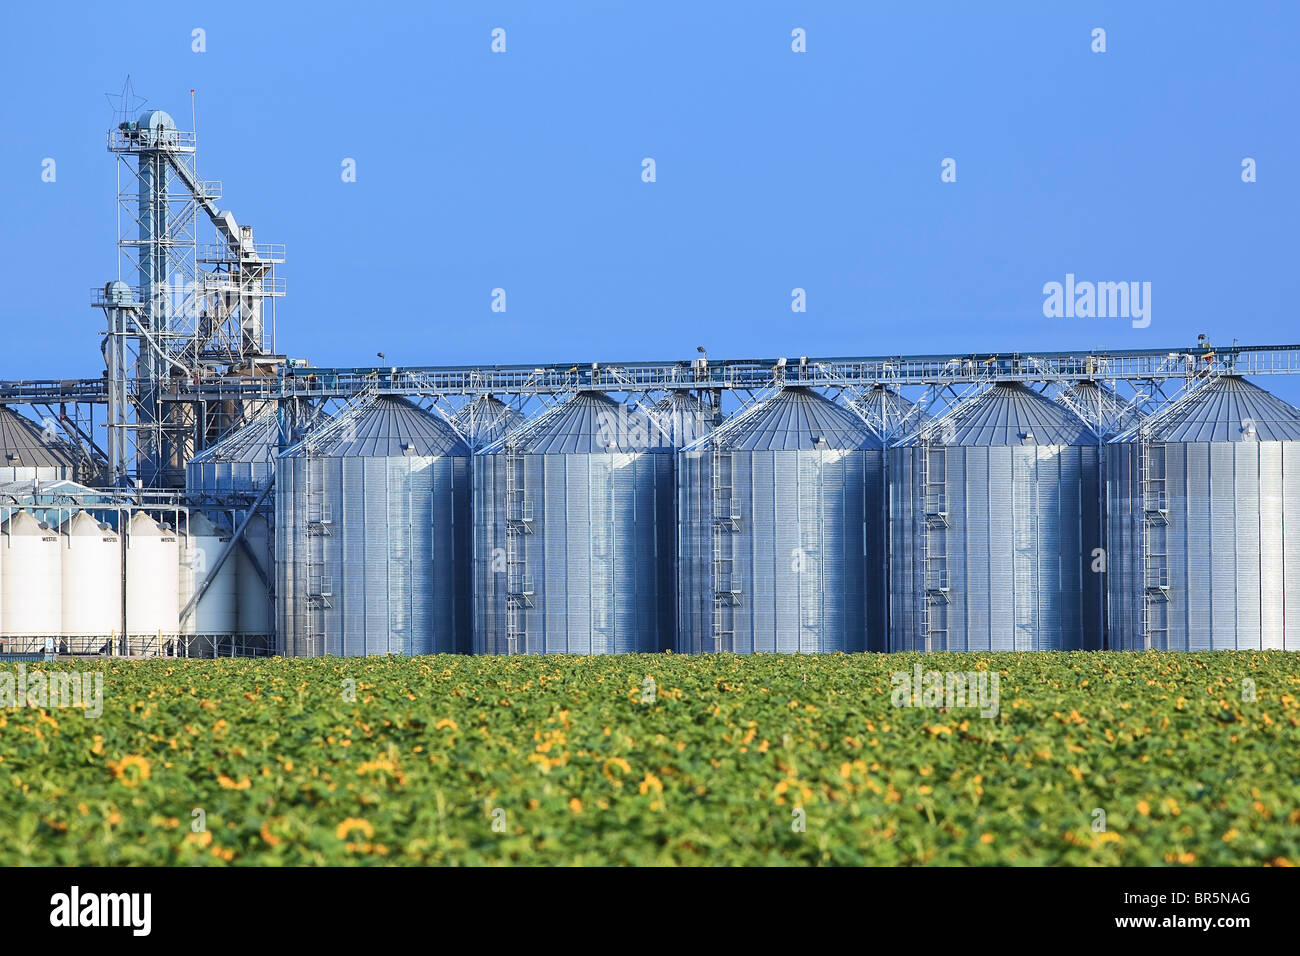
[105,74,146,127]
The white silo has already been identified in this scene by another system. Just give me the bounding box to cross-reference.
[125,511,180,650]
[1,510,62,640]
[60,510,122,640]
[179,512,238,641]
[235,513,273,638]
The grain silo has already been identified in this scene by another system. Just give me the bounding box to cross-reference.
[472,391,676,655]
[1,510,62,641]
[651,392,715,448]
[125,511,180,653]
[185,409,280,494]
[1106,375,1300,650]
[0,406,81,482]
[183,409,278,647]
[889,382,1101,652]
[678,386,883,654]
[452,395,524,448]
[59,510,122,646]
[851,384,929,441]
[179,512,239,650]
[276,396,471,657]
[1060,381,1143,436]
[236,513,273,641]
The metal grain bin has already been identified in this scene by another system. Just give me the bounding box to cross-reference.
[0,406,81,482]
[1106,375,1300,650]
[851,385,929,441]
[678,386,884,654]
[890,382,1101,651]
[1060,381,1143,436]
[472,391,677,655]
[276,396,471,657]
[651,392,715,448]
[186,409,280,494]
[452,395,524,449]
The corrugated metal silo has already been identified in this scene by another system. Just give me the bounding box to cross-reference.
[678,386,884,654]
[452,395,524,449]
[0,406,81,482]
[651,392,715,448]
[1106,375,1300,650]
[186,410,280,494]
[1060,381,1143,436]
[890,382,1102,651]
[276,396,471,657]
[851,385,929,441]
[472,391,677,655]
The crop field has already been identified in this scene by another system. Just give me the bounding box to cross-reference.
[1,651,1297,865]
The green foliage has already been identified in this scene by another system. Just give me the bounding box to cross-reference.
[1,651,1297,865]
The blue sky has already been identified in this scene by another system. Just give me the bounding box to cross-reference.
[2,1,1297,400]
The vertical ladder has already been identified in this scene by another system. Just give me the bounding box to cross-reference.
[918,442,949,651]
[711,444,741,651]
[1012,451,1036,650]
[303,448,333,657]
[504,447,533,654]
[1139,439,1169,649]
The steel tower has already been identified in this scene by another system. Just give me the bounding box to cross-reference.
[94,92,284,487]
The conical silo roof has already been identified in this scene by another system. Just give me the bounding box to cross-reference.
[489,391,655,454]
[1138,376,1300,442]
[58,509,114,537]
[1060,381,1142,433]
[451,395,524,446]
[1,509,52,536]
[190,410,281,465]
[699,386,882,451]
[283,396,470,458]
[0,406,80,468]
[650,392,714,448]
[127,511,168,537]
[908,382,1096,446]
[187,511,230,537]
[850,385,929,438]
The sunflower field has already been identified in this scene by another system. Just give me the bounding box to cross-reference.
[0,651,1297,865]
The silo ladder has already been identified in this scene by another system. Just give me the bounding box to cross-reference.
[919,443,949,651]
[504,448,532,654]
[1139,439,1170,648]
[711,446,741,652]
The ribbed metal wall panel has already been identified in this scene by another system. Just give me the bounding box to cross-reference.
[1106,437,1299,650]
[472,450,673,654]
[677,445,879,654]
[890,443,1101,652]
[1285,443,1300,649]
[277,454,469,656]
